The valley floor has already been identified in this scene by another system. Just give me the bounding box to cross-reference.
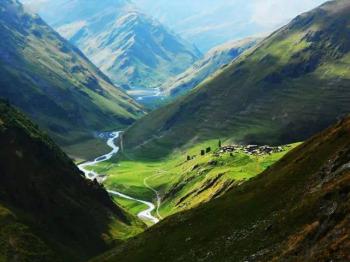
[83,137,299,221]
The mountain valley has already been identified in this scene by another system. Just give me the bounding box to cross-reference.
[122,0,350,160]
[0,0,144,157]
[93,109,350,262]
[1,0,350,262]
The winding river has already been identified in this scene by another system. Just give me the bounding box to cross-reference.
[78,132,159,224]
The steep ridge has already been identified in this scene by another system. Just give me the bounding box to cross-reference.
[162,37,260,97]
[92,113,350,261]
[123,0,350,159]
[0,100,145,262]
[0,0,143,147]
[36,0,202,89]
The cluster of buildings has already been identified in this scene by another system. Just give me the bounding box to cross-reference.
[218,144,285,156]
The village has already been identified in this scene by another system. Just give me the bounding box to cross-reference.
[187,142,287,162]
[217,144,285,156]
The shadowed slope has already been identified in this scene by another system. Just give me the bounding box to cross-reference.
[0,100,145,262]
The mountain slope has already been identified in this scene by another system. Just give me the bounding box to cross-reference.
[36,0,202,89]
[0,0,143,147]
[92,114,350,262]
[162,37,260,97]
[0,100,145,262]
[123,0,350,159]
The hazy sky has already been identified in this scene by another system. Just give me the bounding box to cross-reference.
[22,0,329,28]
[133,0,328,30]
[22,0,328,51]
[133,0,328,50]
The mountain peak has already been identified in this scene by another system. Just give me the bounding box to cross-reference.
[48,2,202,89]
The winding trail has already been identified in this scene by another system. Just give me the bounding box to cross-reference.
[144,174,163,220]
[78,132,161,224]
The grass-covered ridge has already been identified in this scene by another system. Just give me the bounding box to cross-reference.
[123,0,350,159]
[91,115,350,262]
[0,100,145,262]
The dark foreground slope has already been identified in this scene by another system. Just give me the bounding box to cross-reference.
[124,0,350,159]
[0,0,143,147]
[93,116,350,262]
[0,100,144,262]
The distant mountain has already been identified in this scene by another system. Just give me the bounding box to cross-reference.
[94,114,350,262]
[33,0,202,89]
[0,0,143,147]
[0,100,144,262]
[162,37,260,97]
[123,0,350,159]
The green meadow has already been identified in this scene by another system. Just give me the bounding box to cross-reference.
[85,140,299,220]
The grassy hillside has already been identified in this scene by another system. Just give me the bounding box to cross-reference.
[0,0,144,150]
[0,100,145,262]
[123,0,350,159]
[84,137,297,220]
[91,114,350,262]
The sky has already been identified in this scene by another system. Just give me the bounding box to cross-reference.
[133,0,328,50]
[133,0,327,27]
[22,0,328,51]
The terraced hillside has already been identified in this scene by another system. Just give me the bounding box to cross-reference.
[123,0,350,159]
[0,0,143,149]
[0,100,145,262]
[92,113,350,262]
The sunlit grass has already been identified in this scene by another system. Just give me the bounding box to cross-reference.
[86,140,299,219]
